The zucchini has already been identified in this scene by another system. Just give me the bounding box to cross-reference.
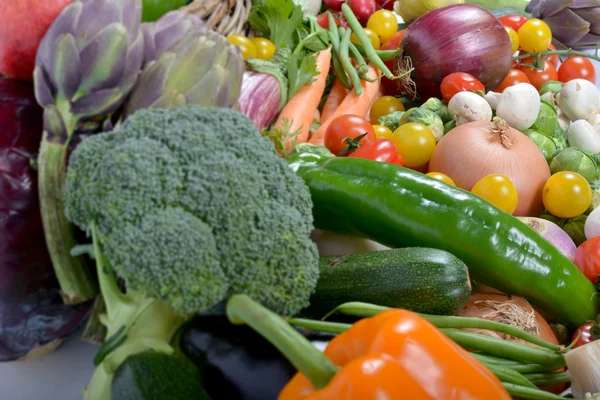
[301,248,471,318]
[111,351,211,400]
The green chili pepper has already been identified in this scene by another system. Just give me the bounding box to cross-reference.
[287,145,600,328]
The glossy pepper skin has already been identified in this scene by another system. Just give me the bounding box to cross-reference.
[0,78,90,361]
[279,309,511,399]
[288,145,599,328]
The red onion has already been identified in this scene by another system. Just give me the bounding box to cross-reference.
[397,4,513,100]
[518,217,577,262]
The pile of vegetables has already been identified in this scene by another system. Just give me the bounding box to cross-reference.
[5,0,600,399]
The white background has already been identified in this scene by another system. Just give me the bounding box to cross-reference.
[2,54,600,400]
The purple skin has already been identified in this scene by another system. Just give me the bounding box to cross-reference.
[400,4,513,100]
[519,217,577,262]
[238,72,281,131]
[0,78,90,362]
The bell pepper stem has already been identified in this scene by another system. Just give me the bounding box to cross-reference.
[38,133,97,303]
[226,295,340,390]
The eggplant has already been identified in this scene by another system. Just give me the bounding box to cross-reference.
[179,315,334,400]
[0,78,90,361]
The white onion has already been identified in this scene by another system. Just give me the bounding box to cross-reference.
[585,207,600,240]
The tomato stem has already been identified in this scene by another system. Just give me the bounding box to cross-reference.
[514,49,600,70]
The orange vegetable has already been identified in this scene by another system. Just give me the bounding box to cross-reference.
[273,48,332,148]
[321,79,349,122]
[309,64,381,146]
[280,309,511,400]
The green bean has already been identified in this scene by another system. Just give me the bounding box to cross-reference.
[469,353,564,374]
[502,383,565,400]
[341,3,394,78]
[470,353,524,367]
[523,372,571,387]
[288,318,350,334]
[484,363,537,389]
[339,28,363,95]
[326,13,351,90]
[358,73,377,82]
[442,328,565,366]
[342,29,368,74]
[353,42,401,61]
[325,302,561,351]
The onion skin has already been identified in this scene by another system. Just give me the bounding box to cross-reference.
[518,217,577,262]
[429,120,551,216]
[399,4,513,100]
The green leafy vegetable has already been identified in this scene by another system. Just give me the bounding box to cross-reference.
[248,0,305,49]
[287,52,320,100]
[531,99,558,137]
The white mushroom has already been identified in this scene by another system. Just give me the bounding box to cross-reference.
[448,91,493,125]
[495,83,540,131]
[558,79,600,123]
[484,91,501,110]
[567,119,600,153]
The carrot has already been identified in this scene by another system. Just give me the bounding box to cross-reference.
[309,63,381,146]
[321,79,349,122]
[273,47,332,148]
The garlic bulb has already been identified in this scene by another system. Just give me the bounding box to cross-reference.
[564,340,600,398]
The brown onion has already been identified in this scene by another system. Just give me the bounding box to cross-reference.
[397,4,513,100]
[428,118,551,216]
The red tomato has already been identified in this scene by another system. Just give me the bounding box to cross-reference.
[499,14,528,33]
[381,30,406,51]
[572,323,599,349]
[323,0,345,10]
[325,114,376,156]
[558,56,597,84]
[331,11,349,28]
[348,138,403,165]
[574,236,600,283]
[347,0,376,25]
[440,72,485,103]
[518,60,559,90]
[493,69,530,92]
[316,13,340,29]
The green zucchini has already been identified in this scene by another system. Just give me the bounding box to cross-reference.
[111,351,211,400]
[300,248,471,318]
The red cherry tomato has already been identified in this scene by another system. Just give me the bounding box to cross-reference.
[572,323,597,348]
[348,138,403,165]
[347,0,377,25]
[325,114,377,156]
[323,0,345,11]
[558,56,597,84]
[499,14,528,33]
[518,60,559,90]
[493,69,530,92]
[331,11,350,28]
[316,13,340,29]
[440,72,485,103]
[381,30,406,51]
[574,236,600,283]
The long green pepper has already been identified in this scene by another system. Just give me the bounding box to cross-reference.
[287,145,599,327]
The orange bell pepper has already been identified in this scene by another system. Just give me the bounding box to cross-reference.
[226,295,511,400]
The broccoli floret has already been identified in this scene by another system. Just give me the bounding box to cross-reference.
[65,106,319,400]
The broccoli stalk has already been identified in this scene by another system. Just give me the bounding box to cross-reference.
[84,223,185,400]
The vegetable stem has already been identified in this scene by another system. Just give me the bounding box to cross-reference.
[441,328,565,366]
[38,134,97,304]
[325,302,561,351]
[339,28,363,96]
[515,49,600,69]
[227,295,340,390]
[502,383,566,400]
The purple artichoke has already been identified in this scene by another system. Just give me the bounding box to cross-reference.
[526,0,600,49]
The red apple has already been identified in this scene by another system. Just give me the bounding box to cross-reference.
[0,0,74,82]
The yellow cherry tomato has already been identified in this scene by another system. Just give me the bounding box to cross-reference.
[227,34,256,60]
[366,10,398,42]
[390,123,436,168]
[504,26,519,54]
[373,124,394,140]
[351,29,381,50]
[250,37,276,60]
[369,96,405,124]
[543,171,592,219]
[426,172,456,186]
[471,174,519,214]
[518,19,552,54]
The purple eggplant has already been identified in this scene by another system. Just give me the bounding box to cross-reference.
[0,78,90,361]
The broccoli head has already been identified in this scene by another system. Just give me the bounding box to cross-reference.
[65,106,319,317]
